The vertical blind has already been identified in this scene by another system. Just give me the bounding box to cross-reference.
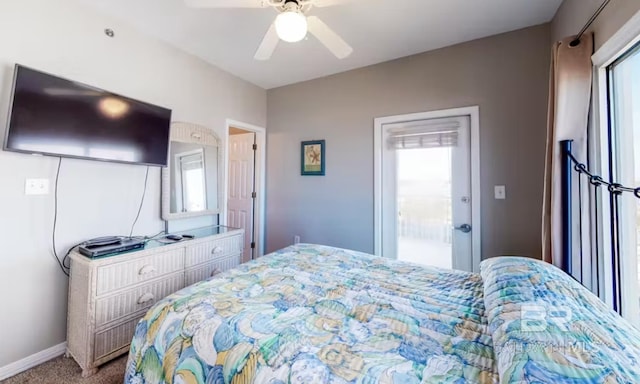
[386,117,461,150]
[179,152,204,171]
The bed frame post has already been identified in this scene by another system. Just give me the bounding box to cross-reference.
[560,140,573,276]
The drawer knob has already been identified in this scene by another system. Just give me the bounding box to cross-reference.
[138,265,157,276]
[137,293,155,305]
[212,246,223,254]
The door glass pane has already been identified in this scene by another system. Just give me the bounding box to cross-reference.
[397,147,452,268]
[184,167,206,211]
[610,44,640,325]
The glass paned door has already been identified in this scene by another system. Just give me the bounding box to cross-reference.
[609,43,640,325]
[397,147,453,268]
[380,115,473,271]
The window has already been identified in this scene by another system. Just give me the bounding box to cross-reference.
[607,42,640,325]
[584,10,640,328]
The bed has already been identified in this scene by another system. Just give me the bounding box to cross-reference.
[124,244,640,383]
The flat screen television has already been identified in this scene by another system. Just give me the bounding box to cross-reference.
[4,65,171,167]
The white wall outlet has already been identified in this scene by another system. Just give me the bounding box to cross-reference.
[494,185,506,200]
[25,178,50,195]
[294,235,301,245]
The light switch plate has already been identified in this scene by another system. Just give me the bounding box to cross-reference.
[25,178,50,195]
[494,185,506,200]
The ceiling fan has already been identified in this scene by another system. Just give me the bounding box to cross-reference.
[185,0,354,61]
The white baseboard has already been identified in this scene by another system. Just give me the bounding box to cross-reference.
[0,342,67,381]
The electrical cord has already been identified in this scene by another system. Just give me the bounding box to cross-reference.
[53,163,161,276]
[129,166,150,238]
[140,230,167,244]
[146,230,167,240]
[62,241,86,271]
[52,158,70,277]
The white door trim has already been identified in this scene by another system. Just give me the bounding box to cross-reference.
[374,106,481,272]
[224,119,266,258]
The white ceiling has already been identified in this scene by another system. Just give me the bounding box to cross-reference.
[79,0,563,89]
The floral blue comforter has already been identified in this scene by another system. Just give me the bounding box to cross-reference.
[125,244,497,383]
[125,245,640,383]
[481,257,640,383]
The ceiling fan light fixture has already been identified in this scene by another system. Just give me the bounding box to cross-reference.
[275,11,308,42]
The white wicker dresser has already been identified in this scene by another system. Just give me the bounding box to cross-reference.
[66,226,244,377]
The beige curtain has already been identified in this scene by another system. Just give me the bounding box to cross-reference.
[542,33,593,268]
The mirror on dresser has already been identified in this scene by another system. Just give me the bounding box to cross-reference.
[162,122,224,220]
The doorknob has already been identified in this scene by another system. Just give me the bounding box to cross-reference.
[454,224,472,233]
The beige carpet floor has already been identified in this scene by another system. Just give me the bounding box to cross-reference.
[1,355,127,384]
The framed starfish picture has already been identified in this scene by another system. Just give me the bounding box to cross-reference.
[301,140,325,176]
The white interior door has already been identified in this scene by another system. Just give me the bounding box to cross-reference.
[228,132,256,263]
[380,115,473,271]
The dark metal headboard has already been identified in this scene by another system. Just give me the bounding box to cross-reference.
[560,139,640,314]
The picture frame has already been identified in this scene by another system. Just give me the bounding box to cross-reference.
[301,140,325,176]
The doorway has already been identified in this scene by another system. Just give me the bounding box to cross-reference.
[225,120,266,262]
[374,107,481,272]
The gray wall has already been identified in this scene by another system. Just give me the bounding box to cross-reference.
[0,0,266,368]
[552,0,640,48]
[266,24,551,259]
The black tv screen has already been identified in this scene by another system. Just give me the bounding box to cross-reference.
[4,65,171,166]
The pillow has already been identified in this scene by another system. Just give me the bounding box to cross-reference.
[480,256,640,383]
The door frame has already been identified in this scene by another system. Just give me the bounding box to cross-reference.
[374,106,481,272]
[224,119,267,258]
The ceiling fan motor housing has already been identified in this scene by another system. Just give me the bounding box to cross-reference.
[281,0,303,12]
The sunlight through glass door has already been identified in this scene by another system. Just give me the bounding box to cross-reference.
[397,148,453,269]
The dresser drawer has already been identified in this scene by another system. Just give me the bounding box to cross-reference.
[94,317,140,361]
[185,253,241,286]
[96,248,185,296]
[185,234,243,268]
[95,274,184,328]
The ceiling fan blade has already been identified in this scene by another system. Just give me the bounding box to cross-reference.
[309,0,354,7]
[307,16,353,59]
[254,23,280,60]
[184,0,267,8]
